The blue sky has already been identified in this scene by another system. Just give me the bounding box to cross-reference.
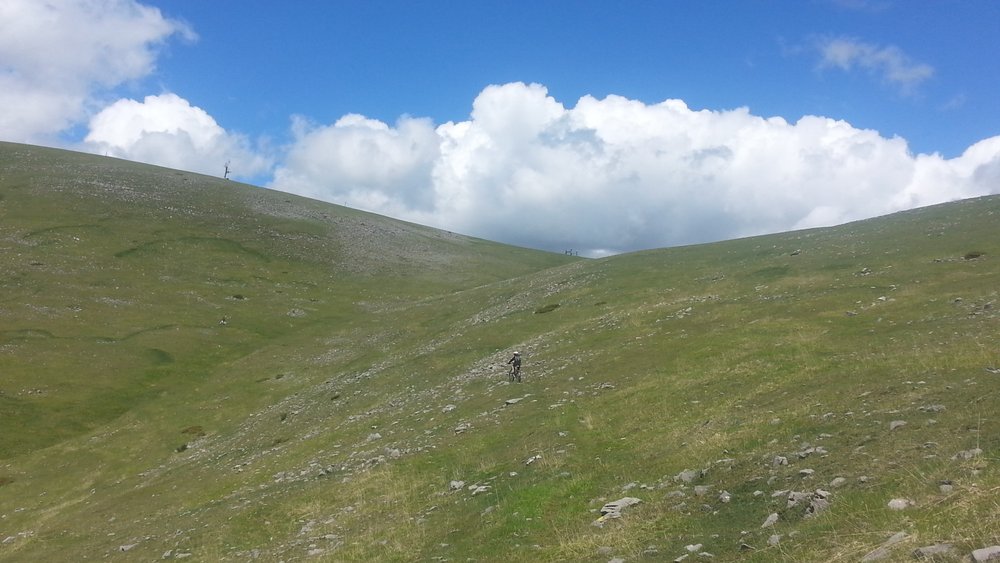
[151,0,999,158]
[2,0,999,255]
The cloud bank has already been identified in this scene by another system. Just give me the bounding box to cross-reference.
[271,82,1000,256]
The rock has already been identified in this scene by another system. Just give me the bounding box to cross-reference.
[470,485,490,496]
[887,498,914,510]
[504,397,523,406]
[772,456,789,467]
[599,497,642,519]
[685,544,703,552]
[798,468,815,477]
[718,491,731,503]
[889,420,907,431]
[366,432,382,442]
[119,544,137,552]
[768,535,781,546]
[449,480,465,491]
[454,422,471,433]
[787,491,811,508]
[972,546,1000,561]
[761,513,779,528]
[807,490,831,516]
[939,483,954,494]
[597,546,613,556]
[442,404,456,413]
[675,469,703,483]
[829,477,847,488]
[693,485,710,497]
[912,543,955,559]
[609,558,625,563]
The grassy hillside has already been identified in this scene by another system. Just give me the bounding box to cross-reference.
[1,142,999,562]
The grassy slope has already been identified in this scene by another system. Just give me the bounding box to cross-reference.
[1,142,998,562]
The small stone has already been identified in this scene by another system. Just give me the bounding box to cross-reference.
[675,469,702,483]
[829,477,847,488]
[773,456,788,467]
[685,543,703,552]
[798,468,815,477]
[449,480,465,491]
[939,484,954,494]
[761,513,779,528]
[887,498,913,510]
[768,535,781,546]
[718,491,731,503]
[889,420,907,431]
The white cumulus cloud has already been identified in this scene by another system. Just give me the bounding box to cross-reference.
[272,114,440,213]
[0,0,193,143]
[271,82,1000,256]
[84,93,271,179]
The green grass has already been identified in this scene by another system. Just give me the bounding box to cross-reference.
[1,141,999,561]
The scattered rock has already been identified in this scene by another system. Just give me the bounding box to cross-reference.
[829,477,847,488]
[718,491,731,503]
[772,456,788,467]
[504,397,523,406]
[761,513,779,528]
[685,543,703,552]
[798,468,815,477]
[889,420,907,431]
[768,535,781,546]
[972,546,1000,561]
[912,543,955,559]
[449,480,465,491]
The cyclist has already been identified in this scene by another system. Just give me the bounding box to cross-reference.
[508,352,522,382]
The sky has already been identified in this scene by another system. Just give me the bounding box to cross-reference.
[2,0,999,257]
